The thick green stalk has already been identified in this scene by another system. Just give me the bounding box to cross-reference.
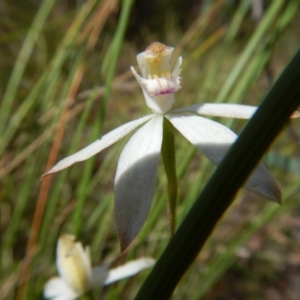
[135,47,300,299]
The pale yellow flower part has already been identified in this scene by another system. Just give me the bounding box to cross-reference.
[56,235,91,294]
[44,235,155,300]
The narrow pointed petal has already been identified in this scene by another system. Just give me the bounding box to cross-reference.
[42,115,153,177]
[114,115,163,251]
[245,163,281,202]
[104,258,155,285]
[167,114,281,202]
[90,265,109,288]
[167,114,237,164]
[173,103,257,119]
[172,56,182,81]
[44,277,78,300]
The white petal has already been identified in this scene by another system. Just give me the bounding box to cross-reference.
[44,277,79,300]
[173,103,257,119]
[75,243,92,281]
[131,66,175,114]
[114,115,163,251]
[104,258,155,285]
[136,75,179,98]
[90,265,109,288]
[56,235,91,295]
[246,163,281,202]
[172,56,182,84]
[43,115,153,177]
[167,114,281,202]
[167,114,237,164]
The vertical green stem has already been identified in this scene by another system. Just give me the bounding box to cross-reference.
[161,117,177,234]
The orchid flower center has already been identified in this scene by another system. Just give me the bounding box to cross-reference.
[140,42,172,79]
[132,42,182,114]
[57,235,91,294]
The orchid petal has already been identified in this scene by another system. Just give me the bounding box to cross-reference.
[167,114,281,202]
[172,56,182,84]
[44,277,78,300]
[43,115,153,177]
[114,115,163,251]
[90,265,109,288]
[173,103,257,119]
[104,258,155,285]
[131,66,179,98]
[56,235,91,295]
[167,114,237,163]
[131,66,176,114]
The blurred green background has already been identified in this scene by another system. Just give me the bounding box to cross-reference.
[1,0,300,299]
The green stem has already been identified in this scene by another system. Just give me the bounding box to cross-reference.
[161,117,177,235]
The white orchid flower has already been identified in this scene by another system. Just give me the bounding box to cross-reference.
[43,42,282,251]
[44,234,155,300]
